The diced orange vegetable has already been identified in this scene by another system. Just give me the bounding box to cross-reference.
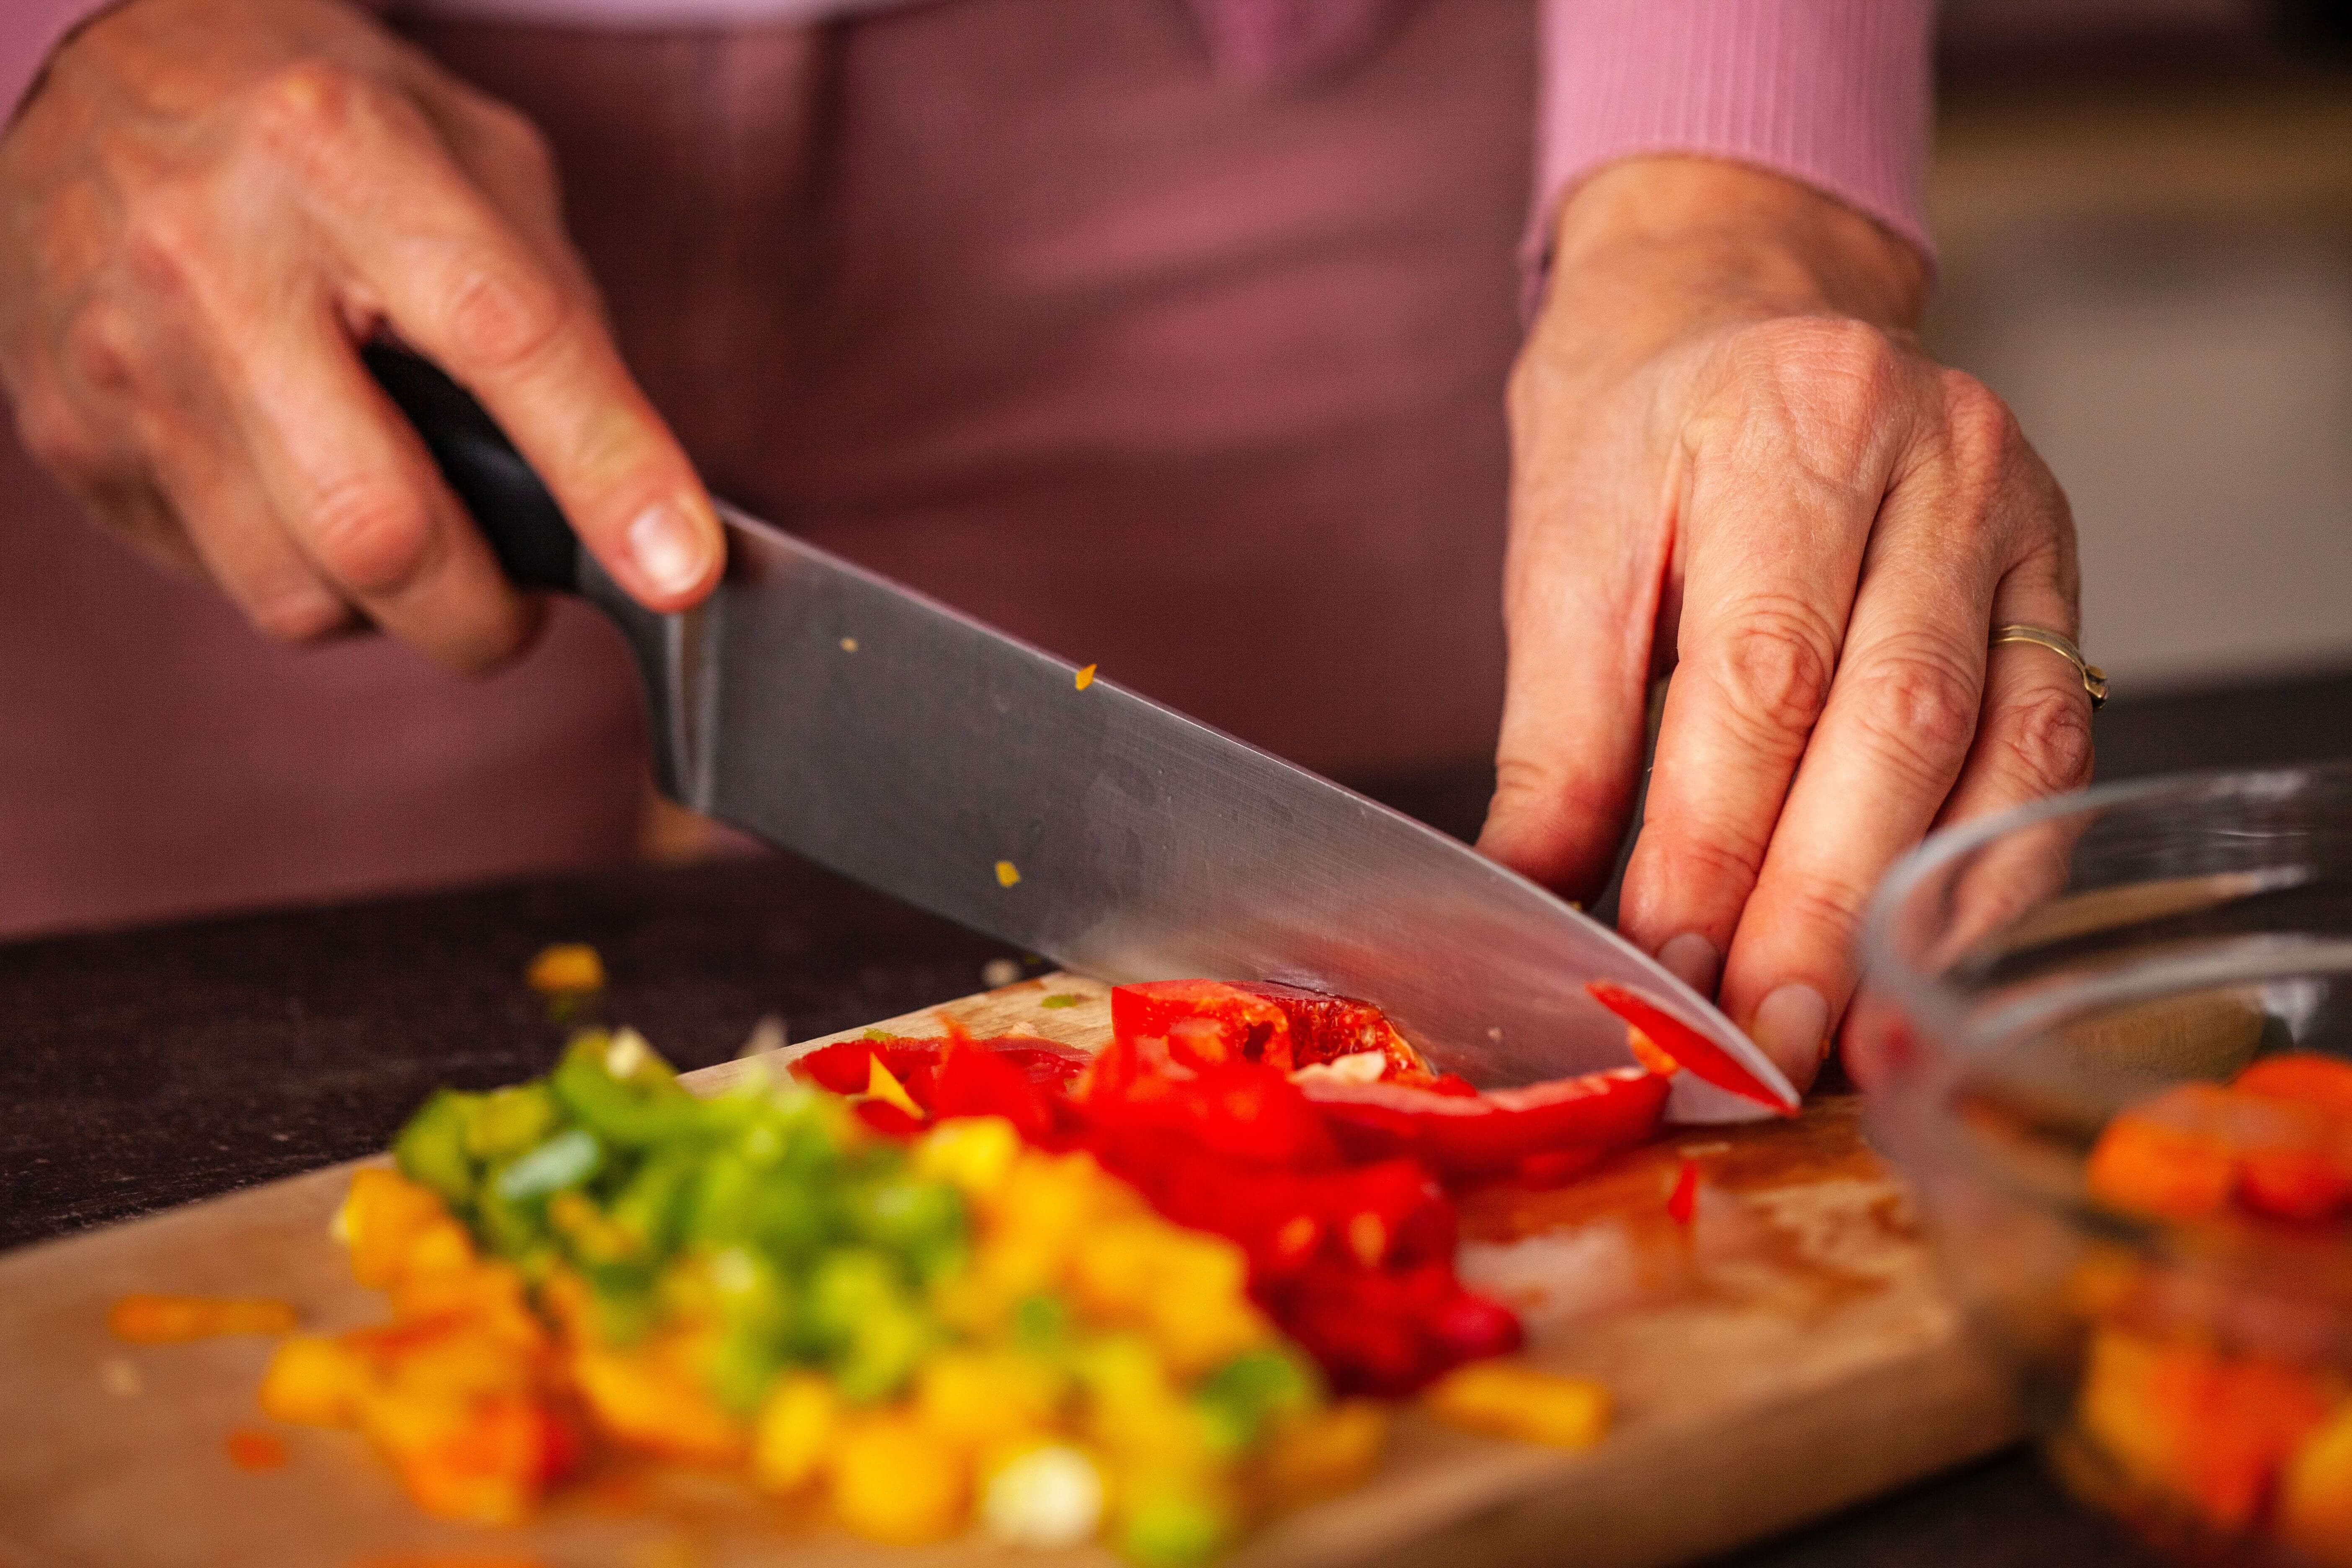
[1423,1361,1611,1450]
[2280,1402,2352,1565]
[2077,1327,2334,1532]
[2236,1054,2352,1121]
[525,943,605,995]
[384,1396,578,1527]
[108,1293,297,1344]
[341,1168,464,1291]
[260,1336,371,1426]
[2084,1085,2239,1220]
[573,1348,745,1466]
[225,1428,289,1471]
[1256,1401,1389,1509]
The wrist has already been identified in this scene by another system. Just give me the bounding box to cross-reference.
[1538,156,1929,361]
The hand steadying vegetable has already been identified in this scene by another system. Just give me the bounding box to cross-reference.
[1481,157,2091,1092]
[0,0,720,670]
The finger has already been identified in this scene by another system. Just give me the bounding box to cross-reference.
[1711,468,1998,1087]
[59,303,353,638]
[1477,469,1668,904]
[217,290,539,672]
[1934,528,2093,832]
[1615,339,1907,1010]
[276,71,719,610]
[9,374,208,579]
[135,389,356,644]
[1837,549,2092,1086]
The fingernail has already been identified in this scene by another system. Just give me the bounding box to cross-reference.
[1657,933,1720,996]
[627,499,716,596]
[1750,984,1830,1083]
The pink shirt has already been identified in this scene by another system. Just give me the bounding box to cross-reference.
[4,0,1933,268]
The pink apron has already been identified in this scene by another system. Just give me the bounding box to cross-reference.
[0,0,1532,937]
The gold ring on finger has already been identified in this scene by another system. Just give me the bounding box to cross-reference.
[1990,624,2107,710]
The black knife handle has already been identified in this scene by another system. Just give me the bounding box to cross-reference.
[362,343,580,593]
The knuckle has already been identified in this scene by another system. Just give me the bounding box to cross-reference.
[60,302,141,396]
[1933,369,2021,498]
[1996,681,2095,799]
[439,261,571,375]
[1711,318,1909,490]
[1491,754,1622,831]
[1847,643,1983,769]
[250,587,352,645]
[1770,874,1871,953]
[1707,601,1839,743]
[478,100,557,178]
[244,60,377,156]
[1647,825,1769,900]
[306,479,435,595]
[119,187,209,296]
[14,391,99,475]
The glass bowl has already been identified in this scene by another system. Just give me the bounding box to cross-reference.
[1857,762,2352,1565]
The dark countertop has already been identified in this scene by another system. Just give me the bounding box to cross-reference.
[12,666,2352,1564]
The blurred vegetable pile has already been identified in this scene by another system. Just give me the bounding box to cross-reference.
[2071,1052,2352,1561]
[259,973,1667,1560]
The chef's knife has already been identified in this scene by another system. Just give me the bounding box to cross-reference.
[367,346,1794,1122]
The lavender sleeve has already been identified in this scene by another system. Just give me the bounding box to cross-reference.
[2,0,110,123]
[1529,0,1937,289]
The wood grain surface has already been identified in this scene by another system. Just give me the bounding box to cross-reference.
[0,977,2019,1568]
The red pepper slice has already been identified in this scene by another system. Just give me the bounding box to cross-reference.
[1585,981,1799,1116]
[1081,1058,1342,1171]
[1297,1066,1668,1178]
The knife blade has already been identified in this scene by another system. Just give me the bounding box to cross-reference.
[369,346,1793,1122]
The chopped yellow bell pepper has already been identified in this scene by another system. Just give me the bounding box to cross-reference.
[830,1413,969,1544]
[1424,1361,1610,1450]
[751,1373,840,1495]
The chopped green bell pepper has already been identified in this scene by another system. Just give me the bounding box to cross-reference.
[393,1088,480,1207]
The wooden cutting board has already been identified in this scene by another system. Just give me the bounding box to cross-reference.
[0,977,2019,1568]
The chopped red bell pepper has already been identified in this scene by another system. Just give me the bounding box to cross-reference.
[1259,1258,1522,1397]
[1296,1066,1669,1178]
[1666,1158,1700,1225]
[793,1035,1089,1107]
[1080,1057,1342,1172]
[1585,981,1799,1116]
[1112,980,1297,1070]
[1230,982,1426,1073]
[1109,979,1430,1078]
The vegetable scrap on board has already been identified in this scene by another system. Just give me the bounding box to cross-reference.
[121,958,1749,1563]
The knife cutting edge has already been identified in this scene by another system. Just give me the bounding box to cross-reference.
[365,346,1797,1123]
